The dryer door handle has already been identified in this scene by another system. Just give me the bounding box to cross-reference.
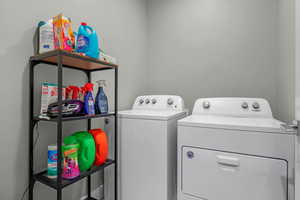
[217,155,240,167]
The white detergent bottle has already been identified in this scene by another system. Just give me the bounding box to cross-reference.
[38,20,54,54]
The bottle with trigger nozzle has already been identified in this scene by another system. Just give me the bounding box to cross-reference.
[95,80,108,114]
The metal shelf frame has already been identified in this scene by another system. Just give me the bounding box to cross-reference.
[29,50,118,200]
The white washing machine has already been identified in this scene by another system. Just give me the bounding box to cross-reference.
[177,98,296,200]
[118,95,187,200]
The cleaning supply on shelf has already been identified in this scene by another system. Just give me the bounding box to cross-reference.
[40,82,66,117]
[47,100,84,117]
[62,143,80,179]
[53,13,75,51]
[47,145,58,178]
[89,129,108,166]
[75,22,100,59]
[83,83,95,115]
[100,51,117,65]
[95,80,108,114]
[66,86,72,100]
[64,131,96,172]
[38,20,54,54]
[69,85,80,100]
[79,86,86,102]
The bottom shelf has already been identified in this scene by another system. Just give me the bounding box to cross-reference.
[34,159,115,189]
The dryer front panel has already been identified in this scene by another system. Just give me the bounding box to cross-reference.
[181,147,287,200]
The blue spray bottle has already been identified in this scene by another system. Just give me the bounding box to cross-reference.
[95,80,108,114]
[83,83,95,115]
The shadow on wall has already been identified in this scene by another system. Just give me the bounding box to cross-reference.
[0,27,33,200]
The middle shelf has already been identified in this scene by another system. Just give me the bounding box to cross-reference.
[34,159,115,189]
[34,113,116,122]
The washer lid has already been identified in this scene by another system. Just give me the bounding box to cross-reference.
[118,110,187,121]
[178,115,293,134]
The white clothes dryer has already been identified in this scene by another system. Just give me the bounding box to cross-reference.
[178,98,296,200]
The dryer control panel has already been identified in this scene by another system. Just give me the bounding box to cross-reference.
[192,98,273,118]
[133,95,185,111]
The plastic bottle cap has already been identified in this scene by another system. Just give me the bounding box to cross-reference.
[84,83,94,92]
[81,22,87,26]
[38,21,46,27]
[48,145,57,150]
[97,80,106,87]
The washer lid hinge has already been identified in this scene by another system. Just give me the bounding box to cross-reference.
[281,120,298,135]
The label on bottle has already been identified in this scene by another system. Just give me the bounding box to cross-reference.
[88,97,95,115]
[100,101,108,112]
[88,99,93,106]
[48,146,58,178]
[39,24,54,53]
[77,35,89,51]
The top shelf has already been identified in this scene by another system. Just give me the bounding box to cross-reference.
[30,50,118,72]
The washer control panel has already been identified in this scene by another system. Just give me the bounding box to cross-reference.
[193,98,273,118]
[133,95,185,111]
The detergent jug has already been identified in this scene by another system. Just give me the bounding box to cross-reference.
[76,22,100,59]
[64,131,96,172]
[89,129,108,166]
[38,20,54,54]
[62,143,80,179]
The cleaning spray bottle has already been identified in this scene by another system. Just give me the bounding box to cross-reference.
[69,86,80,100]
[95,80,108,114]
[83,83,95,115]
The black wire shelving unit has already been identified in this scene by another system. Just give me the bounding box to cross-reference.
[29,49,118,200]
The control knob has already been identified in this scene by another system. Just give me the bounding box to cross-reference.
[167,98,174,105]
[152,99,157,104]
[241,102,249,109]
[252,102,260,109]
[145,99,150,104]
[203,101,210,109]
[139,99,144,105]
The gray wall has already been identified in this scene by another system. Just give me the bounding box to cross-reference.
[0,0,148,199]
[277,0,295,122]
[0,0,295,199]
[146,0,294,122]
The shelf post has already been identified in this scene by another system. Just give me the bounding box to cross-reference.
[57,52,63,200]
[114,67,118,200]
[29,60,36,200]
[87,71,92,198]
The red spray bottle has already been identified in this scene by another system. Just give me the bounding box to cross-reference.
[69,86,80,100]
